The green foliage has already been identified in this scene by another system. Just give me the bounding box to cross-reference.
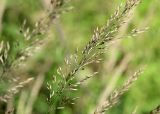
[0,0,160,114]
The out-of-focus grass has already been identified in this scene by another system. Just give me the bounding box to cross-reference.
[0,0,160,114]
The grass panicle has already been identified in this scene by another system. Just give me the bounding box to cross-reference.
[94,69,143,114]
[0,0,158,114]
[46,0,148,113]
[0,0,67,104]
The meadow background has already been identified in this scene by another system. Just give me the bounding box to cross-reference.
[0,0,160,114]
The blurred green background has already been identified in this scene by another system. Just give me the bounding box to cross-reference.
[0,0,160,114]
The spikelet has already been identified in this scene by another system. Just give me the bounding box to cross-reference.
[94,69,143,114]
[0,41,10,66]
[150,105,160,114]
[0,77,34,102]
